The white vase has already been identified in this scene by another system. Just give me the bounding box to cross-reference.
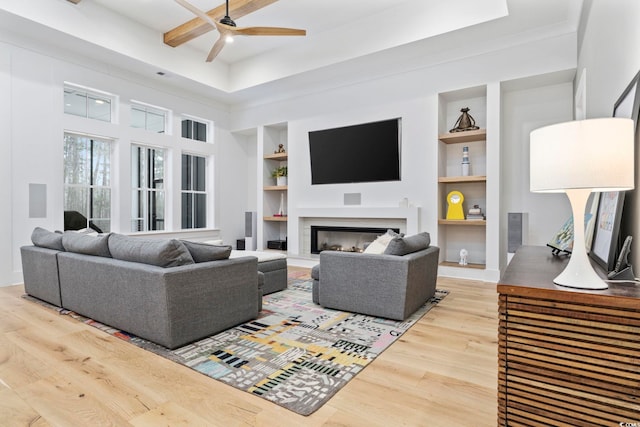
[277,176,287,186]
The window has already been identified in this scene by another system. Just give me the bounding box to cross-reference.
[64,84,112,122]
[181,117,210,142]
[63,133,111,232]
[181,154,207,229]
[131,145,165,232]
[131,102,168,133]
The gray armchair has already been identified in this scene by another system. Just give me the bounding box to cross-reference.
[311,233,439,320]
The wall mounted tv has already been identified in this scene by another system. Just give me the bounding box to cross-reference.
[308,118,401,185]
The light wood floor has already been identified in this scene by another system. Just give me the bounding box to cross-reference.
[0,268,498,426]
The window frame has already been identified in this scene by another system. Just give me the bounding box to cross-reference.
[64,83,115,123]
[131,144,166,232]
[181,152,208,229]
[181,115,213,143]
[63,132,113,233]
[130,100,170,134]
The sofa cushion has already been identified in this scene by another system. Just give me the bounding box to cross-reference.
[182,240,232,263]
[229,250,286,263]
[108,233,194,267]
[62,231,112,258]
[31,227,65,251]
[363,229,401,254]
[384,232,431,256]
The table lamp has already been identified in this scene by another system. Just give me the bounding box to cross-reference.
[530,118,634,290]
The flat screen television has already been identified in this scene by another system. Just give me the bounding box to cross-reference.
[308,118,401,185]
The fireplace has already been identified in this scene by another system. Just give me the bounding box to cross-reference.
[310,226,400,254]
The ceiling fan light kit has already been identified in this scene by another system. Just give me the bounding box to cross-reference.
[174,0,306,62]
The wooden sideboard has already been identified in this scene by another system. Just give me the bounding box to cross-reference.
[498,246,640,426]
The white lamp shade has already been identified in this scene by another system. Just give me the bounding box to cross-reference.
[530,118,634,193]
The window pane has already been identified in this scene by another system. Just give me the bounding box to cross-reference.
[195,121,207,142]
[152,149,164,190]
[64,135,89,185]
[91,188,110,226]
[182,154,191,191]
[194,156,206,191]
[132,219,144,232]
[194,193,206,228]
[182,193,192,229]
[64,90,87,117]
[64,187,88,218]
[92,219,110,234]
[131,107,146,129]
[182,119,192,139]
[131,146,144,188]
[91,140,111,186]
[147,111,165,133]
[87,96,111,122]
[132,190,144,224]
[150,191,165,231]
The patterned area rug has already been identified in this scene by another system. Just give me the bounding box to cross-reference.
[25,276,448,416]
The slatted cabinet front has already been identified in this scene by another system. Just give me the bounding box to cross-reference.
[498,293,640,426]
[498,246,640,427]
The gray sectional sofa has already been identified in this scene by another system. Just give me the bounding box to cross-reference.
[21,228,262,349]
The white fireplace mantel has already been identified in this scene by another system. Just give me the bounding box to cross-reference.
[297,206,420,235]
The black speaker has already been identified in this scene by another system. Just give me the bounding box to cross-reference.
[267,240,287,250]
[245,211,257,250]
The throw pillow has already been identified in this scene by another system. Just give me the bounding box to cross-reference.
[384,232,431,256]
[181,240,232,263]
[363,229,401,254]
[62,231,112,258]
[108,233,194,267]
[31,227,65,251]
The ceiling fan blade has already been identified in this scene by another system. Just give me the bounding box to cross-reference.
[174,0,217,29]
[206,36,227,62]
[231,26,306,36]
[166,0,278,47]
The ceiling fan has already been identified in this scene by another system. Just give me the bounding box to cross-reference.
[174,0,306,62]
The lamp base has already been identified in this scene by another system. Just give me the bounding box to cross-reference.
[553,188,608,290]
[553,260,608,290]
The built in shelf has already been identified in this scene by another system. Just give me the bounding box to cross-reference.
[263,185,288,191]
[264,152,288,161]
[264,216,287,222]
[438,219,486,226]
[438,128,486,144]
[438,175,486,183]
[439,261,486,270]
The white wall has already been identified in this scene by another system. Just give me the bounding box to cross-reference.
[0,41,248,286]
[1,25,582,285]
[231,33,578,268]
[0,45,12,285]
[578,0,640,270]
[501,81,575,248]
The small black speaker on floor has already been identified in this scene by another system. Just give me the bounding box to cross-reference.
[267,240,287,250]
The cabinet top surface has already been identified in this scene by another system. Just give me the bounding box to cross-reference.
[498,246,640,300]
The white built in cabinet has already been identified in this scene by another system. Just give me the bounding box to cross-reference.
[260,124,288,251]
[437,86,488,270]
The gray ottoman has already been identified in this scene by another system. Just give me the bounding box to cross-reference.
[230,250,287,295]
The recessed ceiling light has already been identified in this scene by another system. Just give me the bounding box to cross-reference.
[157,71,166,76]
